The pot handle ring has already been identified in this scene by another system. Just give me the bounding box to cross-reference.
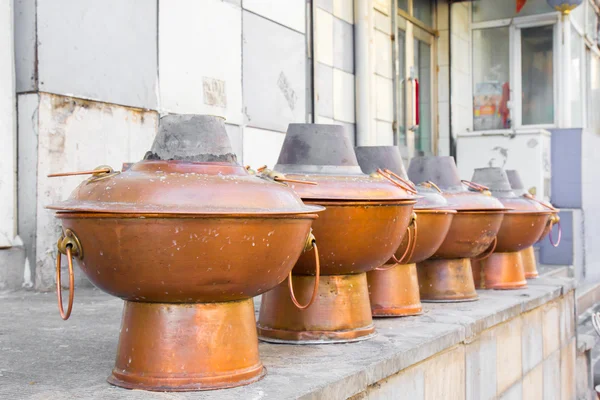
[378,213,418,270]
[288,234,320,310]
[549,217,562,248]
[55,229,82,320]
[473,236,497,262]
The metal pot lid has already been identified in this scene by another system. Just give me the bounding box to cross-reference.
[407,156,505,211]
[471,167,550,213]
[355,146,448,209]
[273,124,417,201]
[47,115,323,215]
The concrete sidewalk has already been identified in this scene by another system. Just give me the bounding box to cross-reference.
[0,277,576,399]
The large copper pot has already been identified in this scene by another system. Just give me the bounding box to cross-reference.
[355,146,456,317]
[469,168,552,289]
[407,156,506,302]
[506,169,561,278]
[257,124,416,343]
[47,115,324,391]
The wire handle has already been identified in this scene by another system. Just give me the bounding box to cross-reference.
[288,241,320,310]
[419,181,443,193]
[377,213,418,270]
[377,169,418,195]
[461,180,490,193]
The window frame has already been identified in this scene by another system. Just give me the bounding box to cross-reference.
[471,12,560,131]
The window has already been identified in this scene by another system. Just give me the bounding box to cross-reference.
[413,0,433,27]
[472,8,558,130]
[414,39,432,155]
[397,0,434,27]
[473,27,511,130]
[472,0,553,23]
[570,26,584,127]
[521,25,554,125]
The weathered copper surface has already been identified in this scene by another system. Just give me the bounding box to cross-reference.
[367,263,422,316]
[108,299,265,391]
[48,115,324,391]
[470,167,552,290]
[257,124,416,343]
[472,252,528,289]
[433,211,505,259]
[521,246,539,279]
[57,213,317,303]
[292,200,415,275]
[417,258,478,302]
[258,273,375,343]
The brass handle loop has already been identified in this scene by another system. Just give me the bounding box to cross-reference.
[56,246,75,320]
[377,169,418,195]
[55,229,82,320]
[288,237,320,310]
[377,213,418,270]
[473,236,497,262]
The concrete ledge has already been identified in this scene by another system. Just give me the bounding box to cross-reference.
[0,277,575,400]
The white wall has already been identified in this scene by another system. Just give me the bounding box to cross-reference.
[0,0,17,248]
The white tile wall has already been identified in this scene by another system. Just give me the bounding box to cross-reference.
[38,0,158,109]
[333,0,353,24]
[374,9,391,34]
[315,8,334,67]
[333,68,355,123]
[375,75,393,122]
[159,0,243,124]
[0,0,16,246]
[438,66,450,103]
[243,11,306,132]
[242,126,286,169]
[243,0,306,33]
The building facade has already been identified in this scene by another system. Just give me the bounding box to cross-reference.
[1,0,599,290]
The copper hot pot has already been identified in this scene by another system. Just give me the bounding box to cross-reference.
[257,124,417,343]
[407,156,506,302]
[355,146,456,317]
[506,169,561,279]
[469,168,553,289]
[47,115,324,391]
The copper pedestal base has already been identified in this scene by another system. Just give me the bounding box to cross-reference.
[472,252,528,290]
[417,258,479,303]
[367,263,422,317]
[257,273,376,344]
[107,299,265,391]
[521,246,539,279]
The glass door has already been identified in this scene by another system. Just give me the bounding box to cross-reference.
[395,7,435,160]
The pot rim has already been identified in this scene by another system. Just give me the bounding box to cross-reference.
[53,207,325,218]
